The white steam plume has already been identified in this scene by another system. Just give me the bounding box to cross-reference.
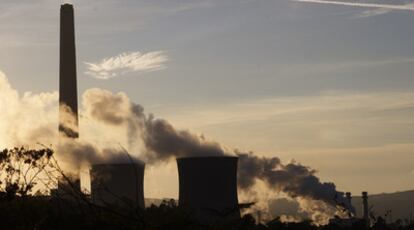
[0,71,139,172]
[0,70,354,223]
[0,70,58,147]
[83,88,355,221]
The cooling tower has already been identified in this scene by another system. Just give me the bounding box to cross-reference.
[177,156,240,222]
[59,3,79,138]
[90,163,145,208]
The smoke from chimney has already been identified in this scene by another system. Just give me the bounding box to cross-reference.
[82,88,355,220]
[0,66,355,223]
[51,5,354,221]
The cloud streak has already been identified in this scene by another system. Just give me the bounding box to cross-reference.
[85,51,168,80]
[355,7,394,18]
[292,0,414,11]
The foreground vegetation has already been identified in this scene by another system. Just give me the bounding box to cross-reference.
[0,147,413,230]
[0,196,413,230]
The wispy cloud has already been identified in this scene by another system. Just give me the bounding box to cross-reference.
[152,90,414,152]
[277,57,414,76]
[84,51,168,80]
[292,0,414,12]
[355,7,393,18]
[160,91,414,129]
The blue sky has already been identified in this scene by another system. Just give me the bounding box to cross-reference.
[1,0,414,197]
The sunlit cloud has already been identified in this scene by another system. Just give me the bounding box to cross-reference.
[84,51,168,80]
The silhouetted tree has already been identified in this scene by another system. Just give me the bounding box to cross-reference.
[0,147,54,200]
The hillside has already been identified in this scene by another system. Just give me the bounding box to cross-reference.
[352,190,414,221]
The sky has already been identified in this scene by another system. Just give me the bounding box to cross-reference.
[0,0,413,198]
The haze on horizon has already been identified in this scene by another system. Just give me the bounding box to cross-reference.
[0,0,413,199]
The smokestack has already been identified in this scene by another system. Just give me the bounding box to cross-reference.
[57,4,80,195]
[345,192,353,217]
[177,156,240,223]
[59,3,79,138]
[346,192,352,206]
[90,163,145,209]
[362,191,370,226]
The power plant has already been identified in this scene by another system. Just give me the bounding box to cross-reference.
[54,3,375,225]
[56,4,243,219]
[57,4,148,210]
[177,156,240,222]
[90,163,145,208]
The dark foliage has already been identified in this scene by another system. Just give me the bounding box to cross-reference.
[0,147,413,230]
[0,147,54,199]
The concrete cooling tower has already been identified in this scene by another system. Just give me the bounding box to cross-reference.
[177,156,240,222]
[90,163,145,209]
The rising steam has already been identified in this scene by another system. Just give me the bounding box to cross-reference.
[237,153,355,214]
[83,88,355,220]
[0,70,353,223]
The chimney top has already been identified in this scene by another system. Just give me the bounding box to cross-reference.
[362,191,368,198]
[61,3,73,10]
[177,156,238,160]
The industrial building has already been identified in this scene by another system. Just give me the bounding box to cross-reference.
[57,3,240,219]
[90,163,145,208]
[177,156,240,222]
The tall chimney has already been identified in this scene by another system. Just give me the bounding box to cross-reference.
[59,3,79,138]
[345,192,354,217]
[362,191,370,226]
[346,192,352,205]
[56,4,81,196]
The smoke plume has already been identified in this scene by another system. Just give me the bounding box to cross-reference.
[83,88,355,220]
[0,71,139,172]
[0,70,354,222]
[82,88,226,162]
[237,152,355,220]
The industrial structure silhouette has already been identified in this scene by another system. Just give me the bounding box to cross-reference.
[177,157,240,222]
[54,3,394,226]
[90,163,145,208]
[59,4,79,139]
[57,3,241,221]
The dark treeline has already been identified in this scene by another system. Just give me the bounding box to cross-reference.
[0,147,413,230]
[1,197,413,230]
